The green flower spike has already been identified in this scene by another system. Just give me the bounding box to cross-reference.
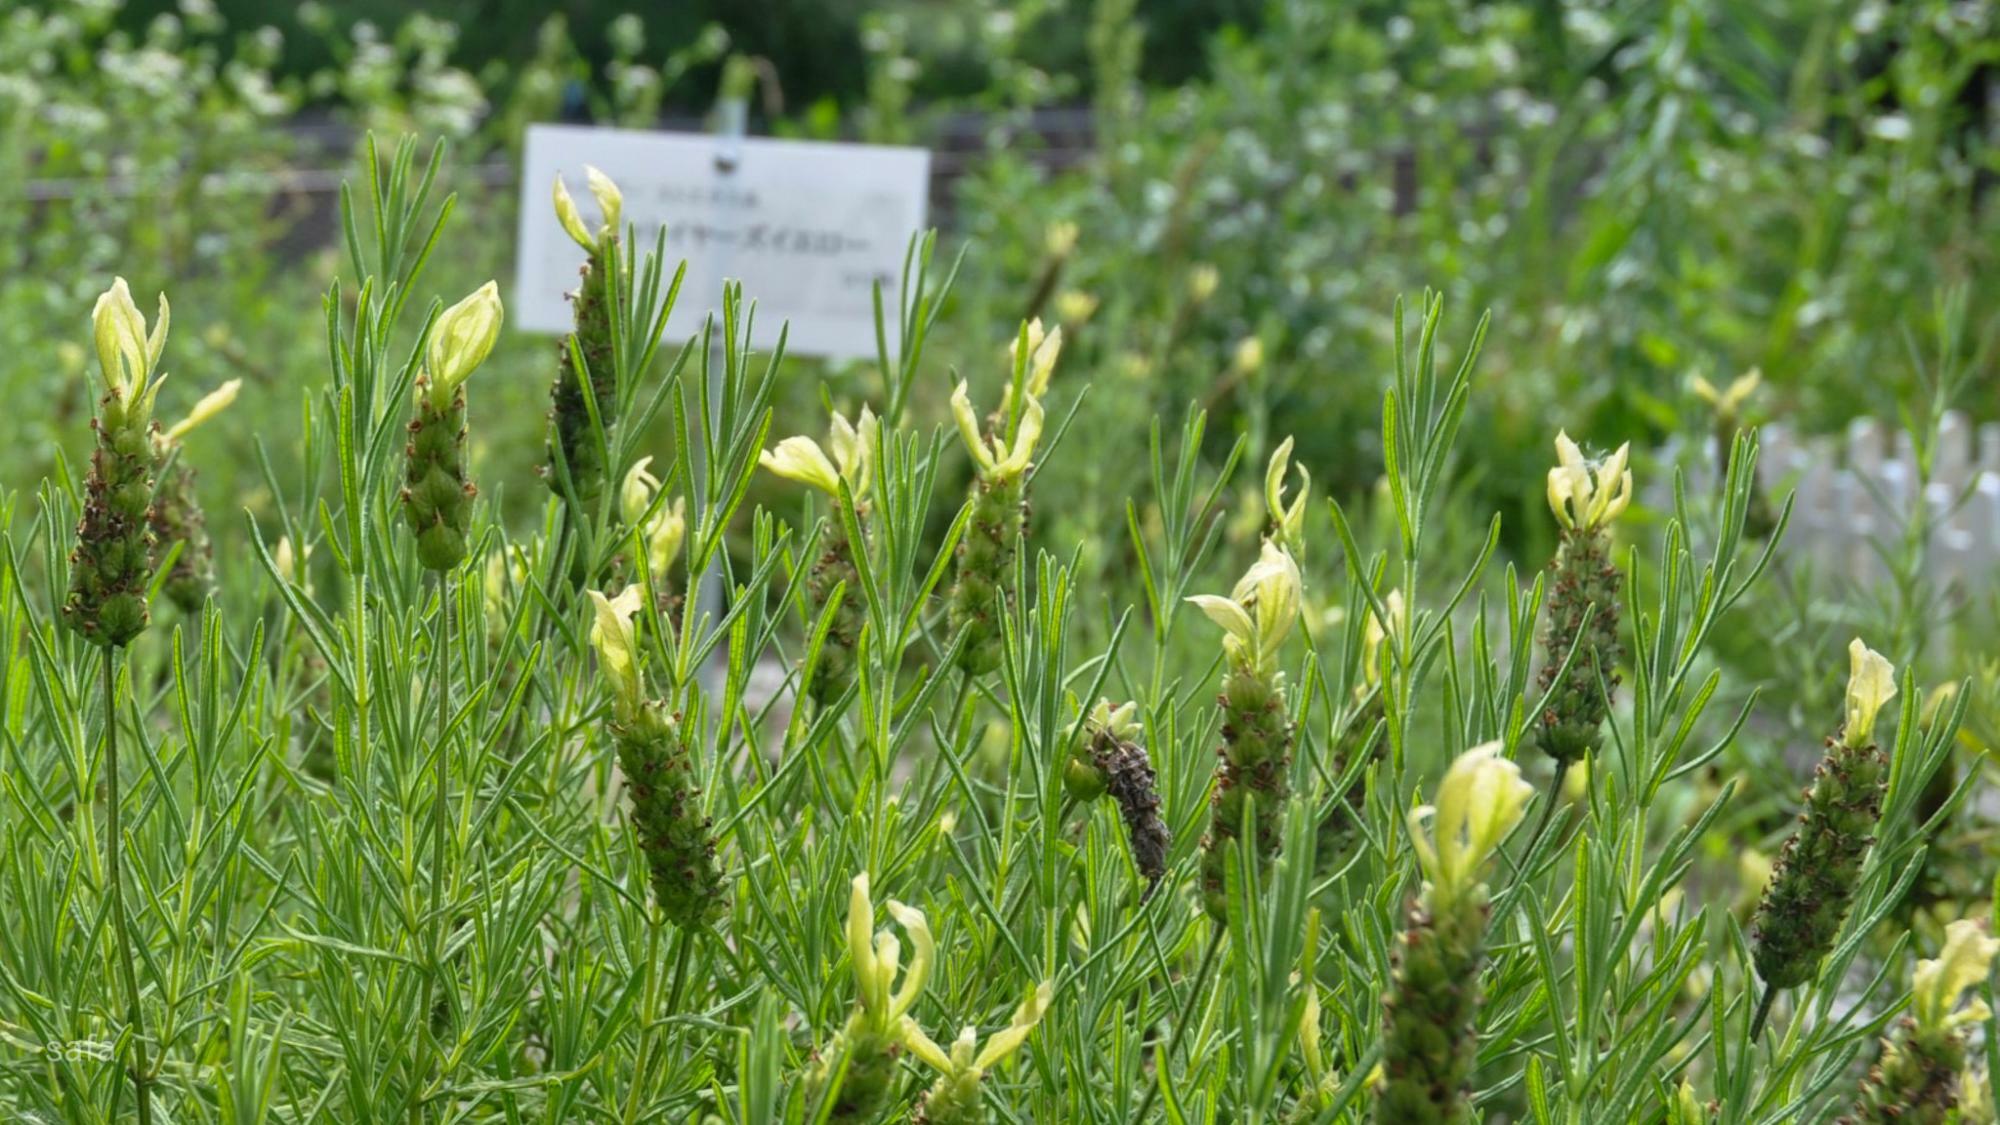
[62,278,172,648]
[1750,638,1896,1017]
[806,874,935,1123]
[1845,918,1997,1124]
[590,585,725,929]
[1534,430,1632,767]
[547,166,626,513]
[402,281,502,572]
[906,981,1053,1125]
[947,320,1060,675]
[151,377,240,613]
[1188,540,1304,921]
[760,405,879,707]
[1375,743,1532,1125]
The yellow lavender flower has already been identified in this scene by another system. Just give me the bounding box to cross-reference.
[1846,919,1997,1123]
[402,281,502,572]
[547,166,627,514]
[1691,368,1761,418]
[588,586,724,928]
[761,406,879,706]
[806,874,935,1122]
[620,456,687,581]
[1533,431,1632,769]
[1376,744,1532,1124]
[1751,639,1898,1030]
[905,981,1052,1125]
[152,378,240,613]
[1189,541,1304,919]
[63,279,173,647]
[1264,436,1310,557]
[948,321,1060,674]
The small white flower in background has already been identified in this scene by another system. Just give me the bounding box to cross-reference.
[1842,638,1897,748]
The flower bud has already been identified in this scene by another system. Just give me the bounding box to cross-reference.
[424,281,503,405]
[1264,436,1309,557]
[1843,638,1897,749]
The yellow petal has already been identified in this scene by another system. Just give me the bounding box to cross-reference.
[898,1015,953,1073]
[759,436,841,495]
[971,981,1052,1070]
[1186,594,1255,648]
[1912,918,1999,1031]
[1843,637,1897,747]
[585,164,624,236]
[426,281,504,398]
[846,874,877,995]
[92,277,151,398]
[553,174,595,252]
[950,381,994,474]
[994,396,1044,478]
[586,584,646,708]
[621,455,661,528]
[884,900,933,1018]
[164,378,241,443]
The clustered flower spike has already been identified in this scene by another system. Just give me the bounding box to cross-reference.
[844,874,934,1033]
[1186,540,1304,678]
[1265,436,1310,557]
[1910,919,1997,1033]
[953,382,1045,482]
[906,981,1054,1124]
[588,584,647,715]
[92,277,171,414]
[1361,589,1406,691]
[760,405,880,503]
[621,456,687,578]
[1087,699,1141,743]
[1546,431,1632,532]
[1843,637,1897,748]
[1406,742,1534,902]
[424,280,504,407]
[553,164,625,253]
[163,378,241,445]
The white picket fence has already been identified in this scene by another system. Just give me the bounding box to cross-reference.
[1659,413,2000,590]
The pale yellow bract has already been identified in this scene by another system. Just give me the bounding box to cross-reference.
[1842,637,1897,748]
[1406,742,1534,902]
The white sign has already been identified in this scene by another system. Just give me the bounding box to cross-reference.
[514,124,931,361]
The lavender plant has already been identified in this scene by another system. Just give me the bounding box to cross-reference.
[0,140,1989,1125]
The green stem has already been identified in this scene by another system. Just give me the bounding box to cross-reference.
[1132,926,1225,1122]
[1526,759,1572,857]
[418,572,455,1115]
[105,646,154,1125]
[1749,980,1779,1041]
